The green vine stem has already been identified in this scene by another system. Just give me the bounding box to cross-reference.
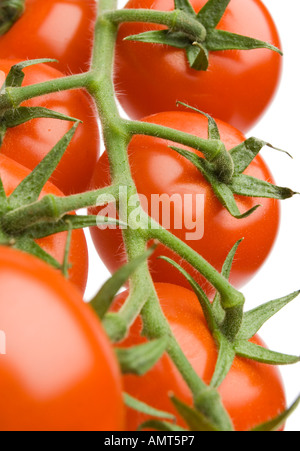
[104,8,207,41]
[88,0,234,430]
[0,72,91,114]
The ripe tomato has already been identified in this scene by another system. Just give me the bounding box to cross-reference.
[0,59,100,195]
[0,246,124,431]
[0,0,96,75]
[89,111,280,297]
[113,283,286,431]
[0,153,89,294]
[114,0,282,133]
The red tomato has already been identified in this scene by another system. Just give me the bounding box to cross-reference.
[114,0,282,133]
[89,111,280,297]
[0,59,100,195]
[0,246,124,431]
[0,153,89,294]
[113,283,286,431]
[0,0,96,75]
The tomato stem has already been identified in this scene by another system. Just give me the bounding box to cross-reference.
[126,119,234,183]
[104,8,207,42]
[144,217,245,314]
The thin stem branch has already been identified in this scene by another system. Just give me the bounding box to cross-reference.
[0,72,91,112]
[2,185,119,233]
[104,8,206,41]
[126,119,234,182]
[144,215,245,313]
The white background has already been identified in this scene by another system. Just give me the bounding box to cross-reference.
[84,0,300,431]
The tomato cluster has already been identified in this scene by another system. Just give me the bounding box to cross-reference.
[0,0,297,433]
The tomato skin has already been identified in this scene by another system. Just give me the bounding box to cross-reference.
[89,111,280,297]
[114,0,282,133]
[0,59,100,195]
[0,0,96,75]
[113,283,286,431]
[0,246,124,431]
[0,153,89,294]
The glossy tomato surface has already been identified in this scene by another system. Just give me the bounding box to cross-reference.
[90,111,280,297]
[0,0,96,74]
[114,0,282,132]
[113,283,286,431]
[0,153,89,294]
[0,59,100,195]
[0,247,124,431]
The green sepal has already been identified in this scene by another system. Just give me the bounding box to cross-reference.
[186,42,209,70]
[229,174,296,200]
[8,122,79,209]
[252,396,300,432]
[0,0,25,36]
[13,237,61,269]
[212,239,243,323]
[61,220,73,278]
[4,59,58,88]
[234,340,300,365]
[174,0,196,16]
[230,137,292,175]
[209,332,235,389]
[115,337,168,376]
[206,28,283,55]
[2,106,80,129]
[125,29,191,48]
[139,420,187,432]
[90,247,155,320]
[197,0,230,28]
[237,290,300,341]
[171,396,219,431]
[124,392,175,421]
[170,146,261,218]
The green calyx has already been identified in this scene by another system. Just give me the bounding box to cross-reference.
[0,122,121,275]
[122,0,282,71]
[0,0,25,36]
[150,241,300,431]
[170,104,297,219]
[162,239,300,380]
[0,60,80,145]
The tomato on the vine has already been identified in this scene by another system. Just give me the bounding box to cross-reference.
[0,153,89,294]
[0,0,96,75]
[0,246,124,432]
[112,283,286,431]
[114,0,282,133]
[0,59,100,195]
[89,111,280,297]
